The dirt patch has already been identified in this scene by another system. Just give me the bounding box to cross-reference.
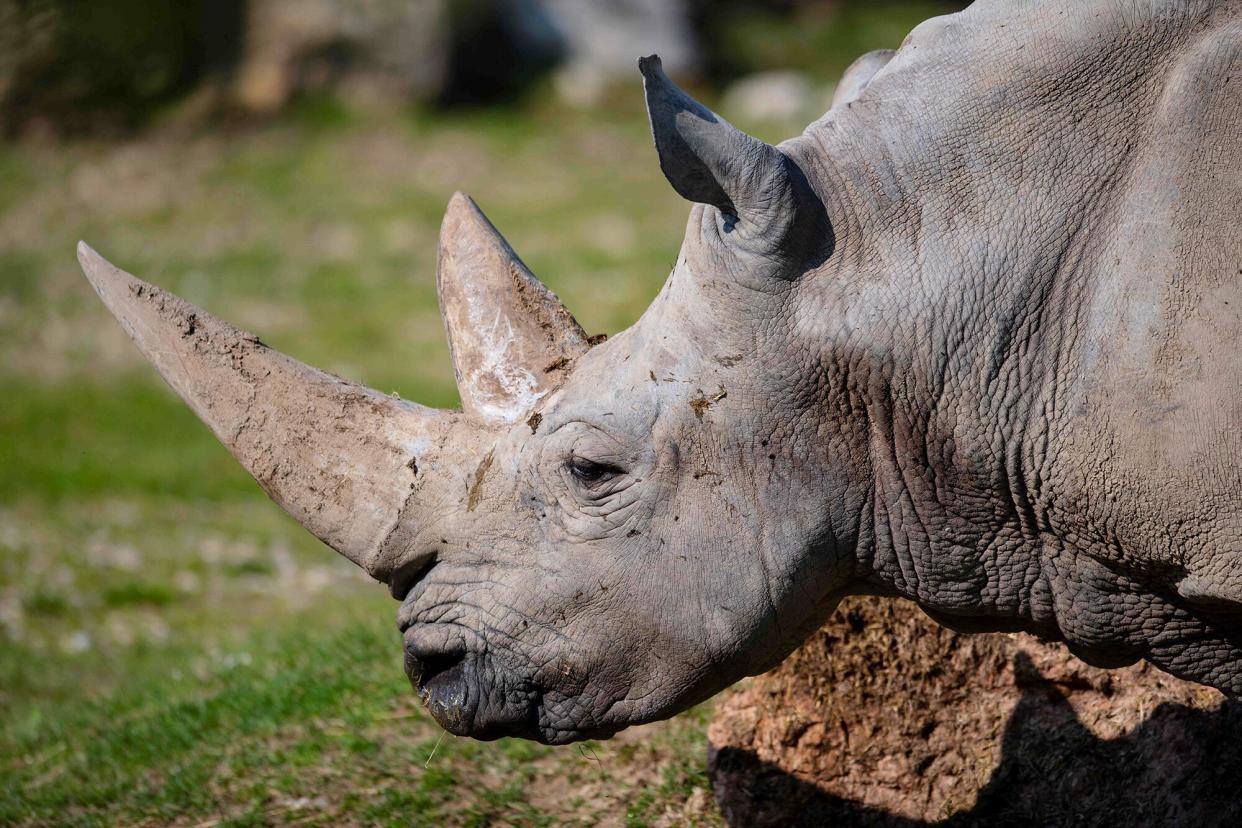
[519,720,722,828]
[708,595,1238,827]
[689,387,727,420]
[466,450,494,512]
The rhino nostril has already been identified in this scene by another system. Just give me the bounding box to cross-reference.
[388,552,439,601]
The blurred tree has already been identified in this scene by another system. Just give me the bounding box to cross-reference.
[438,0,563,105]
[229,0,450,114]
[692,0,968,84]
[0,0,973,136]
[0,0,243,135]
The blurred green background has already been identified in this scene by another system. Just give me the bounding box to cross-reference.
[0,1,965,825]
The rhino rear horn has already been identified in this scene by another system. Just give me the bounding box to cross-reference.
[437,193,589,425]
[639,55,828,273]
[78,242,460,581]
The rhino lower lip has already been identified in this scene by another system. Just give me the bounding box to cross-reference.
[402,643,546,740]
[404,644,464,689]
[422,660,471,723]
[404,643,473,723]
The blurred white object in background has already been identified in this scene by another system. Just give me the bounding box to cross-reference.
[721,71,818,123]
[542,0,700,105]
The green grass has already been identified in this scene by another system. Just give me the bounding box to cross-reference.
[706,0,963,83]
[0,88,720,826]
[0,377,257,502]
[5,597,681,827]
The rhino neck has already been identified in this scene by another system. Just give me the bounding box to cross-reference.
[783,156,1090,635]
[785,145,1105,639]
[766,1,1242,696]
[781,2,1205,632]
[801,304,1056,636]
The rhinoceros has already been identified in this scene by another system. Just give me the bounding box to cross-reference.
[79,0,1240,744]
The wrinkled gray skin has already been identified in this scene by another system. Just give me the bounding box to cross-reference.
[80,0,1241,744]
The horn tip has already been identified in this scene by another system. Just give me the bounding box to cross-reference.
[75,243,170,332]
[444,191,482,223]
[77,239,103,273]
[443,191,493,241]
[76,240,123,295]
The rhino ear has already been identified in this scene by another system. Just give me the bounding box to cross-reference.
[639,54,782,218]
[639,55,827,273]
[437,193,589,426]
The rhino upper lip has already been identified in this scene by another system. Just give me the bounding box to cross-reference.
[390,552,439,604]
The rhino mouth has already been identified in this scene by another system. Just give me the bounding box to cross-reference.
[403,640,473,731]
[402,638,544,740]
[397,560,546,740]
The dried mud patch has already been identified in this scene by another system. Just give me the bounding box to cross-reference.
[709,595,1237,827]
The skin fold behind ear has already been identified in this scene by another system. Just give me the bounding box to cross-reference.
[833,49,897,107]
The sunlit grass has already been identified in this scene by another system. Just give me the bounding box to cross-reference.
[0,94,718,826]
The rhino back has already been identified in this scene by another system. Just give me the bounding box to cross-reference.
[1067,16,1242,576]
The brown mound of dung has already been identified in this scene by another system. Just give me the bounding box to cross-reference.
[708,595,1240,827]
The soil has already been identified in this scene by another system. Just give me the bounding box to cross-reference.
[708,595,1240,827]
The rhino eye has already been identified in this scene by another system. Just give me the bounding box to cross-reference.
[567,456,622,487]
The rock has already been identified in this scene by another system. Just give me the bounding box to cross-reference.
[708,595,1239,827]
[231,0,450,113]
[720,71,817,123]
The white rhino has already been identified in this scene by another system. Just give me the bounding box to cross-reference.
[80,0,1240,743]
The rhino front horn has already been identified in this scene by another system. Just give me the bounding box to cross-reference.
[77,242,461,581]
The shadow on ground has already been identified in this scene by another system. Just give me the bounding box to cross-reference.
[711,652,1242,827]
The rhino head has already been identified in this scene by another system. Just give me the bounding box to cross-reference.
[79,57,858,743]
[81,0,1242,742]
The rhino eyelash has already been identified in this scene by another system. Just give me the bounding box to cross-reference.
[566,457,624,487]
